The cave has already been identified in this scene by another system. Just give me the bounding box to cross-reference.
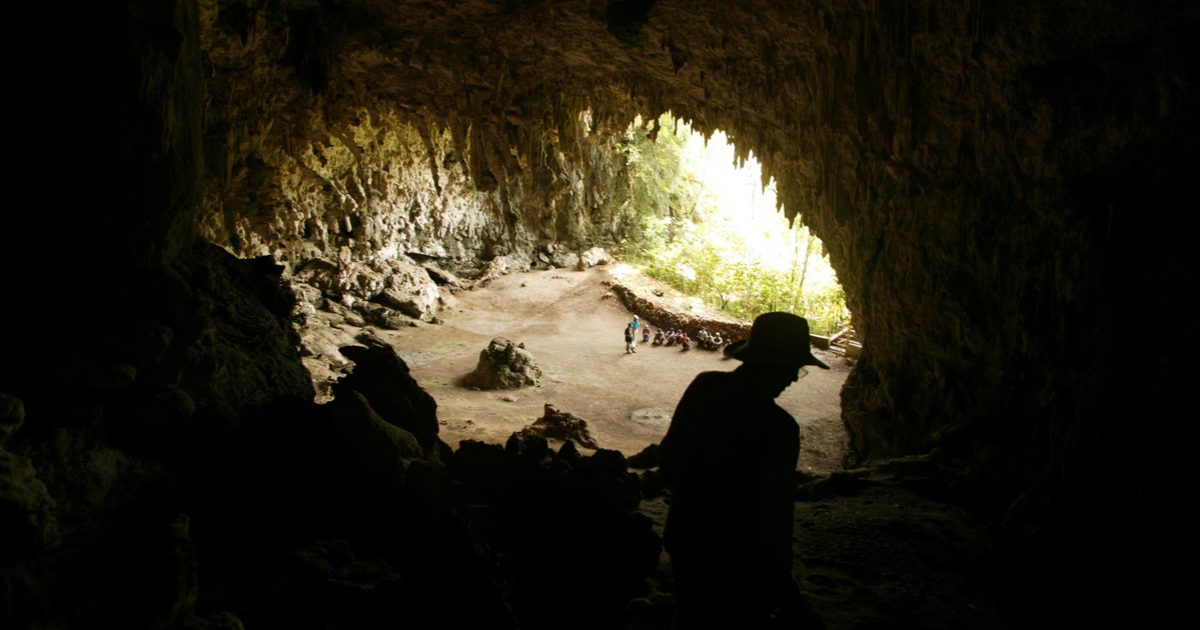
[2,1,1197,628]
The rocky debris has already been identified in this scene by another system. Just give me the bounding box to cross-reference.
[333,338,440,458]
[471,254,533,286]
[317,297,368,327]
[530,245,611,270]
[534,243,575,269]
[292,256,443,321]
[518,403,599,450]
[505,432,549,463]
[580,247,610,267]
[286,540,407,622]
[357,304,414,330]
[587,448,630,476]
[291,257,340,286]
[628,443,660,470]
[461,338,541,390]
[795,470,872,501]
[287,281,323,323]
[0,394,59,558]
[0,393,24,443]
[423,263,467,289]
[189,409,511,630]
[552,439,578,461]
[449,437,660,630]
[638,469,667,498]
[326,390,426,475]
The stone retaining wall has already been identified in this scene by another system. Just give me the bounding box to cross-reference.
[609,282,752,343]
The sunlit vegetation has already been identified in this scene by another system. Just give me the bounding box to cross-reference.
[617,113,851,336]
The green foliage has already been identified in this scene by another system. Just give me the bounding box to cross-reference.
[617,113,851,336]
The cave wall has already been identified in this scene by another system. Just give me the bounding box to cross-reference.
[190,0,1200,615]
[2,0,1198,625]
[195,0,1199,463]
[196,0,633,269]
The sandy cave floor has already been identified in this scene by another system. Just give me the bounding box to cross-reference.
[376,264,851,473]
[299,264,1008,629]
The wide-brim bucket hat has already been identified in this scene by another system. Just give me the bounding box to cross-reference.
[725,312,830,369]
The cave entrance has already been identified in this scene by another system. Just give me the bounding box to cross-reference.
[618,113,853,339]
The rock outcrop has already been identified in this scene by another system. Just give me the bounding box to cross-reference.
[332,335,441,459]
[519,403,601,451]
[461,338,542,390]
[0,394,58,558]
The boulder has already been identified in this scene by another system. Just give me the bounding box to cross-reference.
[461,338,541,390]
[0,448,59,557]
[373,256,443,319]
[473,254,532,285]
[579,247,609,267]
[627,443,660,470]
[294,256,443,321]
[550,250,581,269]
[0,393,24,445]
[326,390,425,470]
[357,304,413,330]
[333,340,439,457]
[423,264,466,288]
[505,432,550,463]
[518,403,599,450]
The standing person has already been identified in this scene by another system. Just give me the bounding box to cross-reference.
[629,315,641,350]
[659,312,829,629]
[624,323,636,354]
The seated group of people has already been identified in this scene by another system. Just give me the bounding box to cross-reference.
[649,327,725,351]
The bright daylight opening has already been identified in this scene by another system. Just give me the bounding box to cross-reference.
[617,113,852,337]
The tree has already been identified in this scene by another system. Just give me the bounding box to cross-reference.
[617,113,851,335]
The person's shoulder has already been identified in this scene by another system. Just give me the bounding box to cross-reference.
[690,370,735,387]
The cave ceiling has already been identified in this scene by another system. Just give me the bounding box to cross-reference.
[192,0,1200,468]
[205,0,924,244]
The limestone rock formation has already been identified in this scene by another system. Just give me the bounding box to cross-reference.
[333,336,440,458]
[519,403,600,450]
[579,246,610,268]
[0,393,23,443]
[6,0,1199,627]
[292,255,442,321]
[461,338,542,390]
[449,437,658,628]
[0,431,59,557]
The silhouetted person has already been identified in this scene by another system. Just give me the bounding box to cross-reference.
[659,312,829,629]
